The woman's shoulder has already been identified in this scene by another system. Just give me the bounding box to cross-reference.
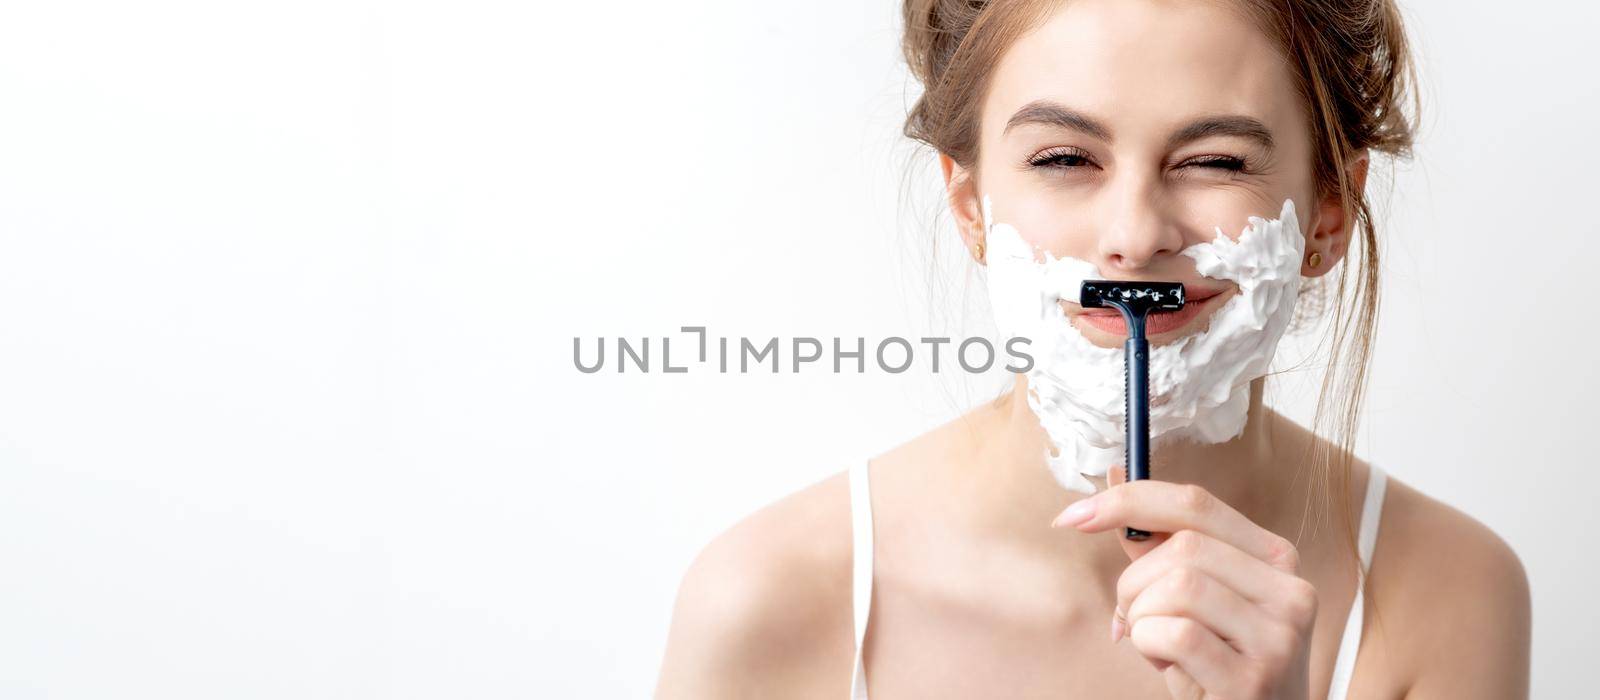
[1371,472,1529,623]
[1366,470,1531,696]
[677,467,857,626]
[656,466,858,696]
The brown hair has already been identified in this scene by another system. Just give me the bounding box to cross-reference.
[901,0,1420,582]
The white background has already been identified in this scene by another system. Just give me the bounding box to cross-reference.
[1,0,1595,697]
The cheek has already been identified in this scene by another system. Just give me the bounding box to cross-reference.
[1182,191,1309,244]
[1184,199,1259,242]
[1009,197,1097,255]
[993,192,1272,259]
[982,177,1102,257]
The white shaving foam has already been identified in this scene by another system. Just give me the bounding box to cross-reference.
[982,196,1305,493]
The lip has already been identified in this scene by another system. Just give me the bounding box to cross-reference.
[1068,284,1234,340]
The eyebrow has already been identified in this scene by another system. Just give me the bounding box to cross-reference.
[1002,100,1276,154]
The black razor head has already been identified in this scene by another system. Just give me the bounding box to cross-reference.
[1079,280,1187,315]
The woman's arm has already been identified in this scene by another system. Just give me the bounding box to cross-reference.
[655,537,773,699]
[1387,493,1531,699]
[655,478,854,699]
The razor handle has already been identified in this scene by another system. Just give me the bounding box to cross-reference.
[1124,336,1152,541]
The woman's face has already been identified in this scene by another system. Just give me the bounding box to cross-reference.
[946,0,1366,347]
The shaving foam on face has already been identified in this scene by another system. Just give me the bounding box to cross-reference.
[982,197,1305,493]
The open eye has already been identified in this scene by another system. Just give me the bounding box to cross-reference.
[1027,147,1095,170]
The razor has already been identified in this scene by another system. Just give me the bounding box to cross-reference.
[1079,280,1186,541]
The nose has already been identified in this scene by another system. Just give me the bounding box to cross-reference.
[1096,177,1185,273]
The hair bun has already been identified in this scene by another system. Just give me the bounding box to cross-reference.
[901,0,988,90]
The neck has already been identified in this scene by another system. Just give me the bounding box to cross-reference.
[946,374,1312,567]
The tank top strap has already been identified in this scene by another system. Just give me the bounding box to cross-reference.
[848,461,875,699]
[1324,464,1389,700]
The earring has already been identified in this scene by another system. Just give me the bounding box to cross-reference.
[1307,251,1322,269]
[974,240,986,263]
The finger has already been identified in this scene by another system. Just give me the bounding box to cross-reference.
[1061,480,1299,571]
[1127,615,1264,699]
[1116,529,1316,622]
[1103,462,1164,561]
[1124,566,1280,653]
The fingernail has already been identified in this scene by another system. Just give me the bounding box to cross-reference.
[1110,611,1126,644]
[1051,497,1096,528]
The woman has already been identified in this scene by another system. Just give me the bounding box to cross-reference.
[657,0,1531,697]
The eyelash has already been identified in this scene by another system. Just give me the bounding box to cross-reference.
[1026,148,1251,175]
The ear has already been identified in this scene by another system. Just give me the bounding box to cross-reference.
[1304,149,1370,278]
[939,153,985,263]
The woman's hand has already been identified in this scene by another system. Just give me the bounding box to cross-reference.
[1051,479,1317,700]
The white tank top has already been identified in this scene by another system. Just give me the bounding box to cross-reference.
[847,461,1389,699]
